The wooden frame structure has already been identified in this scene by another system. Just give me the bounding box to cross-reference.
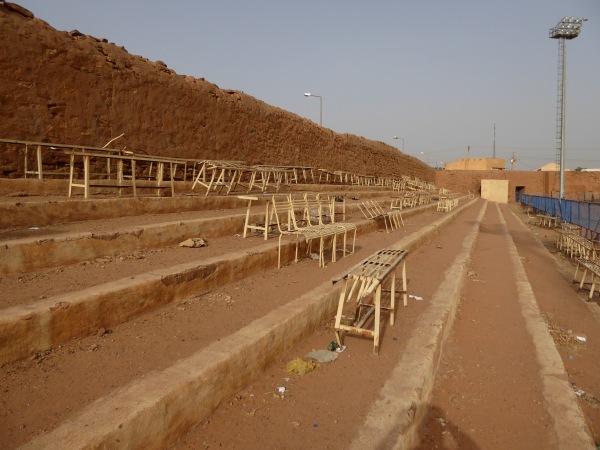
[3,139,443,202]
[239,195,274,240]
[333,248,408,354]
[271,194,343,269]
[65,148,180,199]
[357,200,403,233]
[191,161,302,196]
[437,194,459,212]
[304,193,356,258]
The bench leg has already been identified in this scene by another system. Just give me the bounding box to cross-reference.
[373,285,382,354]
[402,259,408,306]
[243,200,252,239]
[278,235,283,269]
[390,272,396,327]
[334,280,349,346]
[579,267,588,291]
[573,262,581,285]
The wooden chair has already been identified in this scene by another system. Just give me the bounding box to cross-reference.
[292,194,356,262]
[310,193,357,258]
[271,194,339,269]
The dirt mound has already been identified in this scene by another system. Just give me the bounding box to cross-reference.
[0,3,431,180]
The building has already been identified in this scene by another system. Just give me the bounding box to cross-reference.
[536,162,571,172]
[444,158,505,171]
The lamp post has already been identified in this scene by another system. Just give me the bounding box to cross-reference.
[549,16,587,200]
[304,93,322,126]
[393,136,405,152]
[420,151,429,165]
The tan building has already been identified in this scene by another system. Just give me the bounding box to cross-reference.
[536,162,570,172]
[444,158,505,171]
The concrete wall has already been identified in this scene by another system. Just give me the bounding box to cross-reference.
[481,179,508,203]
[435,170,600,202]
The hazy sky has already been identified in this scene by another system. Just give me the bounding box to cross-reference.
[17,1,600,170]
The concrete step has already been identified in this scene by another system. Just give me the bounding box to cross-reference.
[1,192,422,274]
[0,185,398,229]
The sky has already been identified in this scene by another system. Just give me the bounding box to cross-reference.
[17,0,600,170]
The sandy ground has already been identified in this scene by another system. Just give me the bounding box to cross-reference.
[1,200,599,449]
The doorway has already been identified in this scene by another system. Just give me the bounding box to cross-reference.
[515,186,525,203]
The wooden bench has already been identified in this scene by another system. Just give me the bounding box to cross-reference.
[537,214,558,228]
[556,223,581,252]
[65,149,179,199]
[333,248,408,353]
[437,194,459,212]
[564,235,599,260]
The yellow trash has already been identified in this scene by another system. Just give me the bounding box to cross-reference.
[285,357,316,375]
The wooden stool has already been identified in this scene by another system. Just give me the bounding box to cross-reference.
[333,249,408,353]
[239,195,272,240]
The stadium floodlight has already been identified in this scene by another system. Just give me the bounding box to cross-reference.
[549,17,587,39]
[549,16,587,200]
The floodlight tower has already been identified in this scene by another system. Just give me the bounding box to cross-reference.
[549,16,587,200]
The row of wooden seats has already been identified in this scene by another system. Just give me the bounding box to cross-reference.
[357,200,404,233]
[437,194,459,212]
[554,223,599,260]
[390,194,416,210]
[551,221,600,299]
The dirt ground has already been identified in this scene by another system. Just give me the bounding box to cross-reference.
[1,200,599,449]
[416,204,600,449]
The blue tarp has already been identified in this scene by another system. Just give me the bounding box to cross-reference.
[521,195,600,237]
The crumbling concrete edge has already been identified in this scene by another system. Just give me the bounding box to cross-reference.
[349,201,486,450]
[503,205,595,448]
[18,201,476,449]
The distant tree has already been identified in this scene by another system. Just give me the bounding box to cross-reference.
[574,167,585,171]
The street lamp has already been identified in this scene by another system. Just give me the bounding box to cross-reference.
[549,16,587,200]
[304,92,322,126]
[393,136,405,152]
[420,151,429,165]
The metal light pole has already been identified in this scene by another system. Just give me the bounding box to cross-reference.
[393,136,405,152]
[420,151,429,165]
[549,16,587,200]
[304,93,322,126]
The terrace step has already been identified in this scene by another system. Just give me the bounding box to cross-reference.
[0,194,438,275]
